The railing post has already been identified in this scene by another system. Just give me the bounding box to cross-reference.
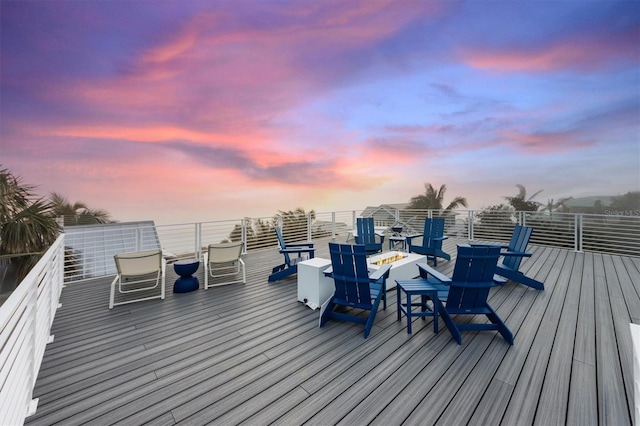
[27,270,38,416]
[521,211,526,226]
[576,214,583,252]
[135,228,142,252]
[195,223,202,259]
[331,212,336,240]
[241,218,247,254]
[307,213,312,242]
[468,210,474,241]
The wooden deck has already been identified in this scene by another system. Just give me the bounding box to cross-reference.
[25,237,640,425]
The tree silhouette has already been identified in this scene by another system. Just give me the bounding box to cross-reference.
[541,197,572,219]
[609,191,640,213]
[50,192,112,226]
[0,167,60,281]
[504,184,543,212]
[408,183,468,211]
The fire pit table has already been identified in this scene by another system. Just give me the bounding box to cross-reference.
[367,251,426,290]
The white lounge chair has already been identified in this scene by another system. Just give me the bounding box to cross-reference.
[204,241,246,288]
[109,249,166,309]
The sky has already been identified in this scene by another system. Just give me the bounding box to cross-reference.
[1,0,639,225]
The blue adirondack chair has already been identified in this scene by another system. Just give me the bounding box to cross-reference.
[320,243,391,338]
[268,226,315,282]
[418,244,514,345]
[354,217,384,255]
[406,218,450,266]
[495,225,544,290]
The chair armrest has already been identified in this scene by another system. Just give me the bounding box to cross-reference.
[501,250,532,258]
[405,234,421,246]
[287,241,315,248]
[417,262,451,283]
[450,280,500,289]
[323,266,333,277]
[370,264,391,282]
[493,274,507,285]
[280,247,316,254]
[433,235,448,242]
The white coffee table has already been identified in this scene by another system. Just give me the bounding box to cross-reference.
[367,251,426,290]
[297,258,333,310]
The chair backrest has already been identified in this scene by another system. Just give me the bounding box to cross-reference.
[208,241,243,264]
[503,225,533,270]
[274,226,292,265]
[422,217,445,248]
[328,243,372,308]
[447,245,501,309]
[114,250,162,277]
[356,217,377,245]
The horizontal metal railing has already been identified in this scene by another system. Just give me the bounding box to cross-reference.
[2,208,639,425]
[57,209,639,283]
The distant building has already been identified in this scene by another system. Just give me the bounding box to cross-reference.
[564,196,613,214]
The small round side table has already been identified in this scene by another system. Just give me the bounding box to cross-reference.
[173,259,200,293]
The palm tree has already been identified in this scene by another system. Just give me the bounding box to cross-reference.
[408,183,468,211]
[276,208,316,241]
[504,184,543,212]
[50,192,112,226]
[0,167,60,282]
[541,197,572,216]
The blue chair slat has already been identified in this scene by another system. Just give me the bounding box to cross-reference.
[406,218,450,266]
[320,243,390,338]
[354,217,384,255]
[417,244,514,345]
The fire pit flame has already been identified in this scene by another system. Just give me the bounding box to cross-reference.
[372,252,407,266]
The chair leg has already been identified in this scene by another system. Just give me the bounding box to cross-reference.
[496,266,544,290]
[437,303,462,345]
[268,265,297,282]
[486,308,514,344]
[109,276,119,309]
[319,297,335,327]
[364,296,382,338]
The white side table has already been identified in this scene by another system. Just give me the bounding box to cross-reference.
[297,258,333,310]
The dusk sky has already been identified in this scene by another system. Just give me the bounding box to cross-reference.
[1,0,638,225]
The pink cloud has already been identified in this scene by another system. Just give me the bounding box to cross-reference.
[500,130,594,154]
[460,27,639,73]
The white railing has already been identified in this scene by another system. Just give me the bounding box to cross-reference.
[0,234,64,426]
[1,208,639,425]
[59,209,639,283]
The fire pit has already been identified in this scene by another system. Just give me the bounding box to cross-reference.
[371,251,407,266]
[367,251,426,290]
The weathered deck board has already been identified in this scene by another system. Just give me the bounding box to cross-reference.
[25,238,637,426]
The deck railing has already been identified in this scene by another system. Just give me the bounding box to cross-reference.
[57,209,640,283]
[1,208,639,424]
[0,234,64,425]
